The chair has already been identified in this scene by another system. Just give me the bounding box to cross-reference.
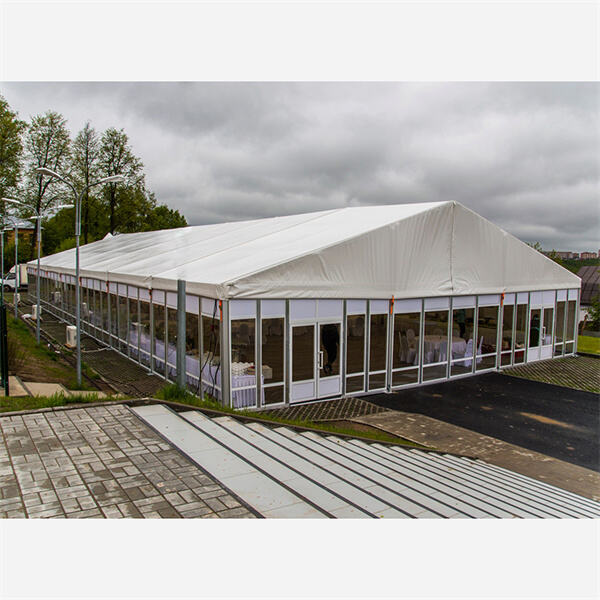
[398,334,409,363]
[462,338,474,367]
[476,336,484,364]
[437,341,448,363]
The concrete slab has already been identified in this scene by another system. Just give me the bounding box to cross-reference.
[23,382,70,397]
[7,376,29,397]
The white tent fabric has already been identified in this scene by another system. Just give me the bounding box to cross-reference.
[32,201,580,299]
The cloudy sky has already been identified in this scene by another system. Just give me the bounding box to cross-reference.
[1,82,598,252]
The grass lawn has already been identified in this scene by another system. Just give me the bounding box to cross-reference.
[0,392,107,414]
[7,314,97,391]
[578,335,600,355]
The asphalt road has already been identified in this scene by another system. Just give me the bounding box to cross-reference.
[368,373,600,472]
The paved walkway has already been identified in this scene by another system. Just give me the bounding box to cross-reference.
[352,410,600,502]
[0,403,255,518]
[262,396,386,422]
[503,355,600,394]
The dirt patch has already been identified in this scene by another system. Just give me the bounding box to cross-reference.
[518,411,581,430]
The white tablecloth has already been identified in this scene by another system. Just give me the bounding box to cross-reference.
[417,335,468,363]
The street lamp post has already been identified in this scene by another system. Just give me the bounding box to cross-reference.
[1,199,25,316]
[34,168,125,387]
[28,204,73,343]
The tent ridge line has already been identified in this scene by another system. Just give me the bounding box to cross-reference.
[146,208,344,282]
[222,202,453,290]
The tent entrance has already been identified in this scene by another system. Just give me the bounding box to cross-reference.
[290,320,342,404]
[528,306,554,362]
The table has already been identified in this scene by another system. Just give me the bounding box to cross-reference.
[417,335,468,363]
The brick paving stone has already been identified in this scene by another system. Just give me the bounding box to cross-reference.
[504,356,600,394]
[0,404,253,519]
[260,395,387,423]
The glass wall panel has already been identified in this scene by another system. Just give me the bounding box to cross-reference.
[185,312,199,385]
[118,294,128,353]
[109,293,118,344]
[501,304,514,367]
[166,307,178,377]
[422,310,449,382]
[476,305,498,371]
[292,325,314,382]
[154,303,166,375]
[346,314,365,393]
[566,300,576,343]
[129,295,139,358]
[529,308,541,347]
[450,307,475,376]
[554,300,565,356]
[262,317,285,405]
[231,318,256,408]
[368,314,387,390]
[346,374,364,393]
[201,315,221,397]
[139,299,151,366]
[543,308,554,346]
[514,304,527,364]
[392,311,420,387]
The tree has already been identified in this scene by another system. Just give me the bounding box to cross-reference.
[146,204,188,230]
[0,95,26,202]
[99,128,143,234]
[23,111,71,253]
[72,122,101,244]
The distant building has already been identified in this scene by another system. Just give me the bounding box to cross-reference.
[3,219,35,244]
[580,251,598,260]
[550,251,579,259]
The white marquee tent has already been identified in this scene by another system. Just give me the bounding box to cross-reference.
[34,201,579,299]
[31,201,581,408]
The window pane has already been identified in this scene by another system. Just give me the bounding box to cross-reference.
[368,372,386,390]
[186,312,199,382]
[566,300,576,342]
[477,305,498,355]
[555,301,565,344]
[140,300,151,363]
[346,314,365,375]
[202,316,221,367]
[263,385,284,405]
[231,319,255,364]
[292,325,314,382]
[423,310,449,365]
[262,317,284,384]
[543,308,553,345]
[423,364,447,381]
[320,323,340,377]
[346,374,364,393]
[451,307,474,362]
[118,295,128,352]
[369,314,387,372]
[514,304,527,364]
[167,307,178,370]
[201,315,221,395]
[392,368,418,387]
[529,308,541,347]
[394,312,420,369]
[129,297,139,356]
[154,303,166,374]
[501,305,514,353]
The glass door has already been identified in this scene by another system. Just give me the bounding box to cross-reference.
[291,324,316,403]
[318,322,342,398]
[540,307,554,359]
[528,308,542,362]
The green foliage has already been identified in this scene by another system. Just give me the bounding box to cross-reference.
[2,240,33,272]
[586,296,600,331]
[0,97,188,258]
[0,95,26,200]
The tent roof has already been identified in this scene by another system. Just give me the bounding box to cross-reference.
[33,201,580,299]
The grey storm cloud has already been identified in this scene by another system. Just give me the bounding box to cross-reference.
[1,82,598,251]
